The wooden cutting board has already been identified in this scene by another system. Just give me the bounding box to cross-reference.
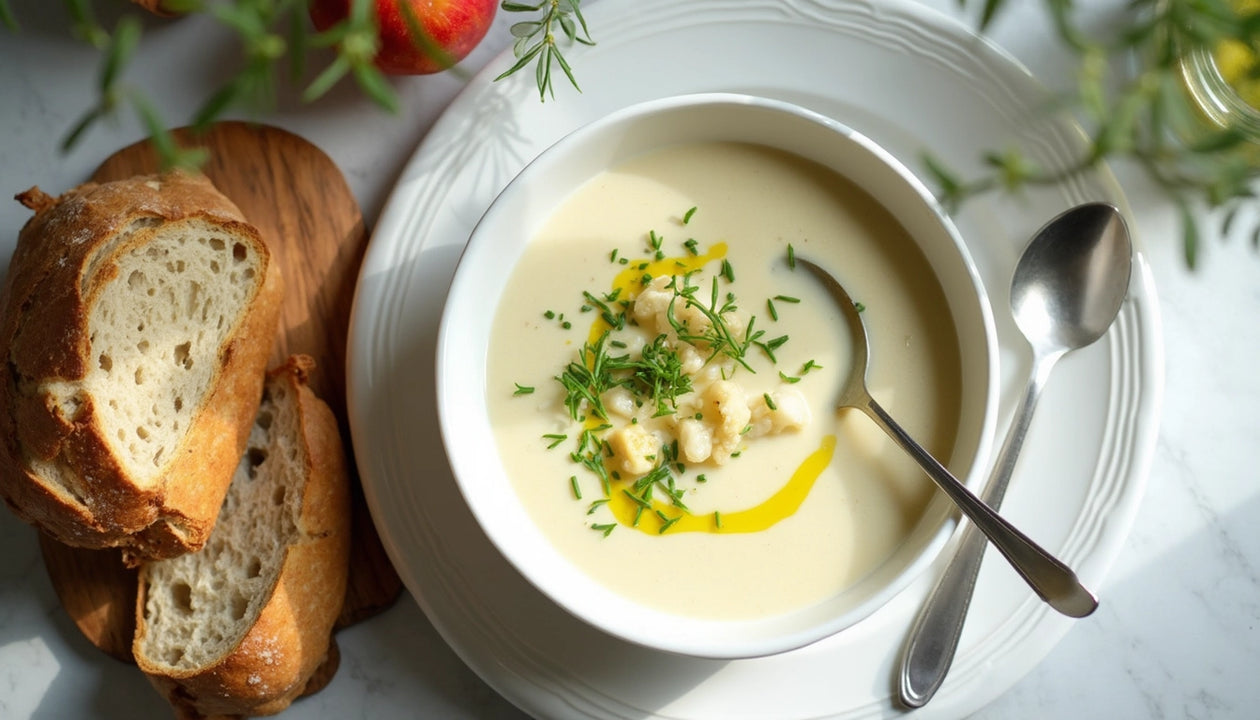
[37,121,403,664]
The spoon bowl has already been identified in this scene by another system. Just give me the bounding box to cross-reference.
[1011,203,1133,353]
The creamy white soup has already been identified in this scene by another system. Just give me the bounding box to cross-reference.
[487,141,962,620]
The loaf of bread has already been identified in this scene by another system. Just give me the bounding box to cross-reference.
[134,355,351,719]
[0,172,283,563]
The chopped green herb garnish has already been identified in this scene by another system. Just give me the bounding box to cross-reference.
[714,510,722,529]
[779,371,802,384]
[658,515,681,534]
[720,258,735,283]
[647,230,665,260]
[610,248,619,263]
[774,294,800,303]
[544,433,568,449]
[755,334,790,363]
[767,298,779,321]
[586,498,609,515]
[683,238,699,255]
[622,488,652,508]
[666,275,758,373]
[544,310,556,319]
[682,206,697,224]
[513,383,535,395]
[592,522,616,538]
[556,334,620,421]
[569,475,582,499]
[787,244,796,269]
[697,474,708,483]
[801,359,822,374]
[855,301,866,313]
[583,290,627,330]
[764,392,777,411]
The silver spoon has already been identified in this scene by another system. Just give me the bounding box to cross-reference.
[796,255,1098,618]
[898,202,1132,708]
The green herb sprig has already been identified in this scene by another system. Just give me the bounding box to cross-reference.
[929,0,1260,267]
[6,0,591,170]
[666,274,762,373]
[497,0,594,101]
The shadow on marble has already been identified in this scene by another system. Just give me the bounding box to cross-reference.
[0,509,166,719]
[974,486,1260,719]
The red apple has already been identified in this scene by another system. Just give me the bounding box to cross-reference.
[309,0,498,75]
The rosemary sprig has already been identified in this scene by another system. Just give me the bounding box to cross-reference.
[497,0,595,101]
[30,0,402,171]
[666,275,762,372]
[57,7,206,170]
[21,0,589,171]
[555,331,622,421]
[619,334,695,417]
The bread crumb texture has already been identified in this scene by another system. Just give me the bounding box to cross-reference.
[138,379,300,671]
[0,171,279,556]
[88,219,260,485]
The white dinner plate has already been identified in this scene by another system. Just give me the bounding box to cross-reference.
[345,0,1164,718]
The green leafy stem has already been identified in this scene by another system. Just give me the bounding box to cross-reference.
[0,0,591,170]
[927,0,1260,267]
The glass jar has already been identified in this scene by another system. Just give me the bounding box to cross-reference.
[1178,6,1260,147]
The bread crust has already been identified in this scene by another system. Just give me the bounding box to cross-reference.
[0,172,283,563]
[134,356,352,719]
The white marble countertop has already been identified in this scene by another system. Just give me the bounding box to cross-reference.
[1,1,1257,718]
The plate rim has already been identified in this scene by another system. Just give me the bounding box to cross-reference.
[346,0,1165,717]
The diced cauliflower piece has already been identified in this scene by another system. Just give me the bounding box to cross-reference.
[606,424,661,476]
[678,417,714,463]
[768,388,811,431]
[631,276,674,335]
[602,386,637,418]
[678,344,706,375]
[670,298,712,338]
[631,275,747,357]
[748,387,812,438]
[699,380,750,465]
[693,361,728,385]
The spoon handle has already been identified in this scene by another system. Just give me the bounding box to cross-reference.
[897,352,1065,707]
[858,395,1098,618]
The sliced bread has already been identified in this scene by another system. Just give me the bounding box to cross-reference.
[0,172,283,562]
[134,355,351,719]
